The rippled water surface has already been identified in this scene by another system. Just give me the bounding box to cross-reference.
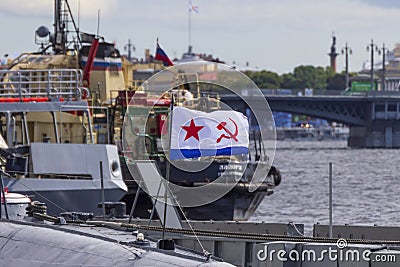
[250,140,400,234]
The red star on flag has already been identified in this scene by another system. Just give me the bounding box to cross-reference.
[181,119,204,141]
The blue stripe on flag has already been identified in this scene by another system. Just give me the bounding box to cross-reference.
[170,147,249,160]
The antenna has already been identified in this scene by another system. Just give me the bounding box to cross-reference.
[77,0,80,33]
[97,9,100,37]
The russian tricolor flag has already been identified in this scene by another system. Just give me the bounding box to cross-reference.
[155,41,174,66]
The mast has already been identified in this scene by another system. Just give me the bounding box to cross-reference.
[125,39,135,62]
[188,2,191,50]
[52,0,81,54]
[53,0,66,54]
[187,1,198,53]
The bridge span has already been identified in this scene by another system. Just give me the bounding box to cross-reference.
[221,93,400,148]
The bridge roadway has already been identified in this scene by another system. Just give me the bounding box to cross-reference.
[220,92,400,148]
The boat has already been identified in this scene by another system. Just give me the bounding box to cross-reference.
[118,62,281,221]
[0,201,234,267]
[2,191,399,267]
[2,0,281,221]
[0,68,127,216]
[173,45,226,65]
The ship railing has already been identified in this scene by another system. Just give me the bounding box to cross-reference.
[0,69,88,101]
[111,87,221,111]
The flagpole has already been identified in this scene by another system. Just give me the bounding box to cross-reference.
[162,94,175,240]
[188,1,191,49]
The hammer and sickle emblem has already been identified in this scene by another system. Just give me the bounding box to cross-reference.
[216,118,239,143]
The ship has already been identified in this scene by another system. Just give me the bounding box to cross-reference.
[0,200,234,267]
[0,67,128,216]
[1,0,281,221]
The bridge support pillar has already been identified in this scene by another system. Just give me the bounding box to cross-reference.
[385,126,393,148]
[348,126,367,148]
[348,100,400,148]
[348,121,400,148]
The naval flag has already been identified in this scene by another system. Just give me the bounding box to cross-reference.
[170,107,249,160]
[189,1,199,13]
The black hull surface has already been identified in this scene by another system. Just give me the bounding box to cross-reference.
[121,186,269,221]
[120,157,276,221]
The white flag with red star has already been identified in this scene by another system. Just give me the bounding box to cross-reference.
[169,107,249,160]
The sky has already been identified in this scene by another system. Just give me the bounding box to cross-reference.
[1,0,400,74]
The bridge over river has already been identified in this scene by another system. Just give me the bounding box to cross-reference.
[220,91,400,148]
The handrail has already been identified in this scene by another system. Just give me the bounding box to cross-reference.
[0,69,86,101]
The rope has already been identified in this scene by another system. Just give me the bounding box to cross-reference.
[289,221,306,237]
[166,185,211,260]
[3,173,69,213]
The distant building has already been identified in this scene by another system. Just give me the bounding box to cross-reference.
[353,43,400,91]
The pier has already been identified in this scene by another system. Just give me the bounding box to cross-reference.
[221,91,400,148]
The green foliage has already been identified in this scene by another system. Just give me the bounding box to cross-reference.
[326,73,345,90]
[280,73,296,89]
[246,65,344,90]
[282,65,330,90]
[244,70,282,89]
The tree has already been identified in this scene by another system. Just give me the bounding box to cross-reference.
[245,70,281,89]
[280,73,296,89]
[326,73,345,90]
[291,65,328,90]
[243,65,344,90]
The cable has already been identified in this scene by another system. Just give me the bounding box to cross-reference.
[165,184,211,260]
[289,221,305,237]
[3,171,68,213]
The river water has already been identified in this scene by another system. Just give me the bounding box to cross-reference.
[250,140,400,234]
